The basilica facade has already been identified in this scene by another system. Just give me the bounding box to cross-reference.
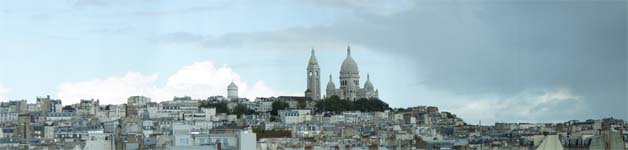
[305,46,379,101]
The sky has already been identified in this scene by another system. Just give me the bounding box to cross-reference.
[0,0,626,124]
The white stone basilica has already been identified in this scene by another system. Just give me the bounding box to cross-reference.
[305,46,379,101]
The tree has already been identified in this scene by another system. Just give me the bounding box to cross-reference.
[62,105,76,112]
[353,98,389,112]
[394,108,407,112]
[271,101,289,116]
[253,127,292,139]
[297,100,307,109]
[315,95,390,113]
[232,104,256,116]
[199,101,229,114]
[315,95,352,113]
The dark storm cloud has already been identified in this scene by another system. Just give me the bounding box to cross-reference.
[322,0,627,119]
[142,0,626,121]
[190,0,626,121]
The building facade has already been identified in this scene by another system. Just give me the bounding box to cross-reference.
[306,46,379,101]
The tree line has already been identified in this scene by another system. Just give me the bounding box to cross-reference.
[315,95,390,113]
[199,95,390,116]
[199,100,256,116]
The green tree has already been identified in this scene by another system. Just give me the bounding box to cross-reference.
[271,101,289,116]
[353,98,390,112]
[315,95,352,113]
[297,100,307,109]
[232,104,256,116]
[315,96,389,113]
[199,101,229,114]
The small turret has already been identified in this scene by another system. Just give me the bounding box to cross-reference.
[227,82,238,100]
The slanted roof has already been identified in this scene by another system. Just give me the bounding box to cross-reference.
[536,135,564,150]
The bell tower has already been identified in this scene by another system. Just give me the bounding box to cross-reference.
[306,48,321,100]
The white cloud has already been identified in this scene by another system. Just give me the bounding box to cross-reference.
[58,72,159,104]
[57,61,295,104]
[0,84,9,101]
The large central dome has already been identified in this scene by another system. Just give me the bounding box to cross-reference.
[340,46,359,74]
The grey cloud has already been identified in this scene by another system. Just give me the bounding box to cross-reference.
[72,0,227,17]
[307,0,415,16]
[122,5,226,17]
[88,26,135,34]
[182,0,627,121]
[201,28,343,50]
[152,28,346,51]
[339,0,627,120]
[152,32,206,43]
[73,0,109,7]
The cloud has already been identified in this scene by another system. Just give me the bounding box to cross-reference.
[58,72,159,104]
[152,32,206,44]
[121,5,225,17]
[73,0,109,7]
[57,61,295,104]
[170,0,627,121]
[202,29,348,51]
[152,29,362,54]
[159,61,291,100]
[8,0,623,122]
[0,84,9,101]
[308,0,415,16]
[73,0,229,17]
[445,88,585,124]
[88,25,135,34]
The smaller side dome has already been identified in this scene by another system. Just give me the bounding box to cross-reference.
[364,74,374,90]
[326,74,336,90]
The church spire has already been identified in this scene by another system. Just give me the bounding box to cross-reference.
[309,48,318,65]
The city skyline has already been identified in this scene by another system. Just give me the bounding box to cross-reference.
[0,0,626,124]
